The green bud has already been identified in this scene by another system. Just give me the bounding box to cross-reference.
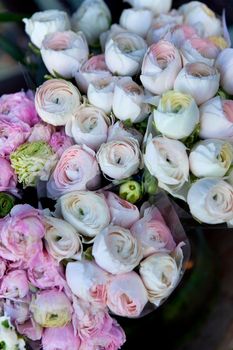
[119,180,141,204]
[142,169,158,195]
[0,193,15,218]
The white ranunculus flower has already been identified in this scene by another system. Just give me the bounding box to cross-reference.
[105,32,147,76]
[65,104,112,151]
[41,31,89,79]
[189,140,233,178]
[200,97,233,140]
[23,10,70,48]
[72,0,111,46]
[140,40,182,95]
[174,62,220,105]
[119,8,153,37]
[215,48,233,95]
[153,90,200,139]
[100,24,126,51]
[87,77,116,114]
[124,0,172,15]
[107,121,143,144]
[97,138,142,180]
[35,79,81,126]
[139,245,183,306]
[92,225,143,274]
[112,77,150,123]
[0,315,26,350]
[44,216,83,262]
[187,178,233,224]
[57,191,111,242]
[144,137,189,199]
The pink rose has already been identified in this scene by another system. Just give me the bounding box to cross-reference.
[0,91,39,126]
[105,191,140,228]
[28,122,55,143]
[47,145,101,199]
[0,258,6,279]
[4,298,30,324]
[0,204,44,264]
[49,130,74,157]
[106,271,148,317]
[16,317,43,341]
[0,269,29,298]
[131,206,176,257]
[42,324,81,350]
[0,157,17,193]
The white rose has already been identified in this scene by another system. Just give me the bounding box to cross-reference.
[139,245,183,306]
[119,8,153,37]
[23,10,70,48]
[174,62,220,105]
[87,77,116,114]
[105,32,147,76]
[153,90,200,139]
[44,216,83,262]
[215,48,233,95]
[58,191,111,242]
[97,138,142,180]
[92,225,143,274]
[0,316,26,350]
[112,77,150,123]
[41,31,89,79]
[72,0,111,46]
[189,140,233,178]
[35,79,81,126]
[107,121,143,144]
[65,104,112,151]
[187,178,233,224]
[124,0,172,15]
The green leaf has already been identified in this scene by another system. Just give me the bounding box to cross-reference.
[0,12,28,22]
[0,34,25,64]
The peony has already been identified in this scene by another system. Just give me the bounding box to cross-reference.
[30,290,72,328]
[174,62,220,105]
[97,138,141,180]
[181,37,219,66]
[75,54,112,93]
[47,145,100,199]
[0,270,29,299]
[28,122,55,143]
[105,32,147,76]
[112,77,150,123]
[124,0,172,15]
[105,191,140,228]
[153,90,200,139]
[44,216,83,262]
[23,9,70,48]
[41,30,89,79]
[92,225,143,274]
[65,104,111,151]
[140,41,182,95]
[49,130,74,157]
[35,79,81,126]
[107,121,143,144]
[87,77,116,114]
[189,140,233,178]
[106,271,148,317]
[66,260,109,306]
[139,246,183,306]
[0,316,26,350]
[200,97,233,140]
[16,318,43,341]
[57,191,110,242]
[119,8,153,37]
[215,48,233,95]
[72,0,111,46]
[0,157,17,193]
[187,178,233,224]
[4,299,30,325]
[42,324,80,350]
[10,141,57,187]
[0,258,6,279]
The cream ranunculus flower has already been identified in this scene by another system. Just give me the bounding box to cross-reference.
[174,62,220,105]
[65,104,112,151]
[153,90,200,139]
[139,244,184,306]
[87,77,117,114]
[189,139,233,178]
[105,32,147,76]
[119,8,153,37]
[97,138,142,180]
[44,216,83,262]
[215,48,233,95]
[35,79,81,126]
[187,178,233,224]
[112,77,150,123]
[144,137,189,199]
[41,30,89,79]
[140,40,182,95]
[124,0,172,15]
[92,225,143,274]
[23,9,70,48]
[57,191,111,242]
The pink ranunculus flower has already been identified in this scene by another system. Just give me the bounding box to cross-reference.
[0,157,17,193]
[75,54,112,93]
[131,206,176,257]
[0,91,39,126]
[28,122,55,143]
[105,191,140,228]
[0,258,6,280]
[0,117,30,157]
[0,270,29,299]
[16,317,43,341]
[49,130,74,157]
[47,145,101,199]
[4,298,30,325]
[42,324,81,350]
[0,204,45,264]
[106,271,148,317]
[169,24,200,48]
